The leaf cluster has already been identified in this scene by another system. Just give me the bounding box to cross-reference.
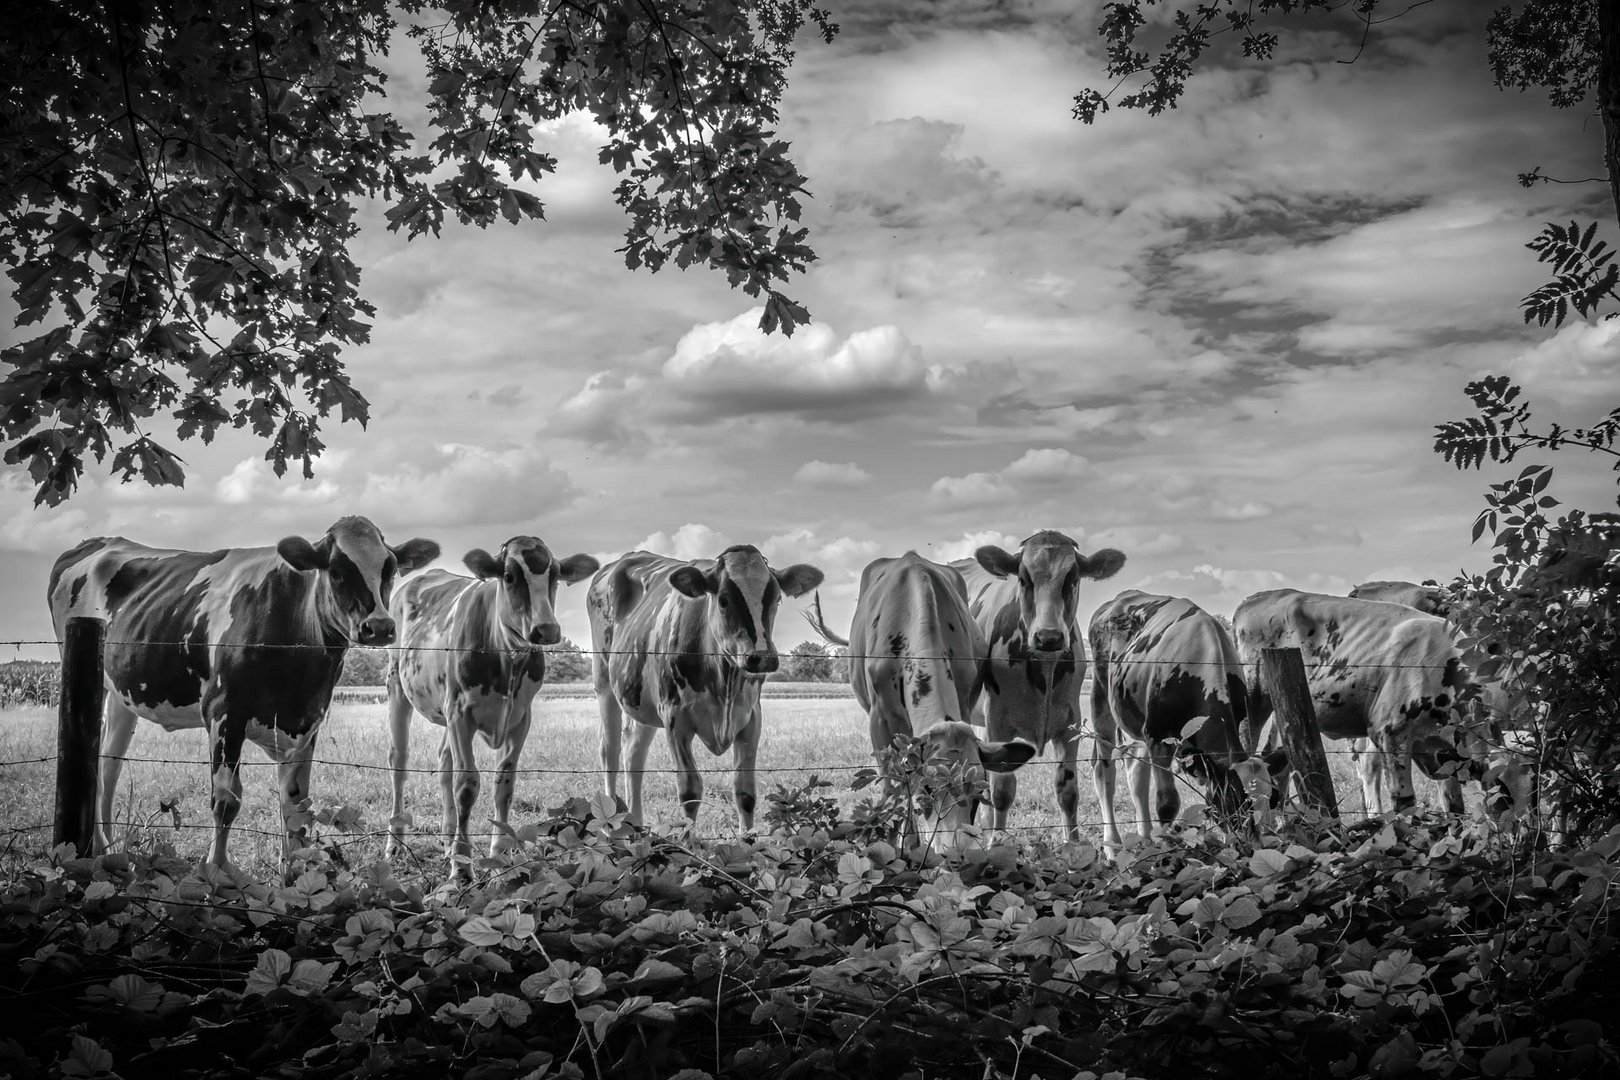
[1,0,836,505]
[1519,221,1620,328]
[1434,376,1620,474]
[5,791,1620,1080]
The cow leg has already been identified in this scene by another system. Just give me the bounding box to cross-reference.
[598,691,624,805]
[95,697,139,854]
[385,678,415,860]
[205,721,248,870]
[732,706,761,832]
[1127,745,1153,842]
[1054,730,1084,843]
[1089,680,1123,852]
[624,720,659,825]
[436,734,455,854]
[1363,727,1416,816]
[665,720,704,824]
[276,734,319,865]
[490,708,532,856]
[445,712,480,877]
[1151,740,1179,832]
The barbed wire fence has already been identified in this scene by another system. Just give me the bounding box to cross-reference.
[1,628,1512,876]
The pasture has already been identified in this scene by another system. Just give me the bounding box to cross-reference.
[0,680,1445,878]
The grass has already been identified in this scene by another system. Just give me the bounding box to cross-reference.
[0,693,1459,882]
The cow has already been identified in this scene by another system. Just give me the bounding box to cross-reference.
[1088,590,1264,850]
[384,537,599,873]
[588,546,823,830]
[47,518,440,868]
[803,552,1035,850]
[1233,588,1475,817]
[953,531,1126,838]
[1349,580,1450,617]
[1346,580,1531,820]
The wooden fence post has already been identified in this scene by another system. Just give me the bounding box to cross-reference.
[1259,646,1339,819]
[53,616,106,855]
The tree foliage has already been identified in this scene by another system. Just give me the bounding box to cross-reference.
[0,0,836,506]
[1435,380,1620,845]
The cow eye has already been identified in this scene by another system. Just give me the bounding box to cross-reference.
[718,595,729,610]
[503,571,515,584]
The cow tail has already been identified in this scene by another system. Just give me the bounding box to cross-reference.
[802,592,849,648]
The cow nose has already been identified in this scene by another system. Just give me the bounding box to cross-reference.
[528,623,561,646]
[1031,629,1066,652]
[742,651,778,674]
[358,617,396,646]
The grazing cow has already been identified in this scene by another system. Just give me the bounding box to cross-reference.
[1234,588,1474,816]
[47,519,440,867]
[1088,590,1262,849]
[384,537,599,872]
[804,552,1035,850]
[1346,580,1529,818]
[588,546,823,829]
[1349,580,1450,617]
[953,532,1126,838]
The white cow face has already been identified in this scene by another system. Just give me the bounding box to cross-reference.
[464,537,600,646]
[668,545,823,675]
[976,531,1126,654]
[910,722,1036,853]
[277,516,440,645]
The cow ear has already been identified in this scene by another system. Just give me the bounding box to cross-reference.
[974,545,1020,578]
[277,535,329,571]
[1080,548,1126,581]
[773,563,824,598]
[464,548,502,580]
[669,565,714,598]
[558,553,601,585]
[979,738,1038,773]
[393,538,441,573]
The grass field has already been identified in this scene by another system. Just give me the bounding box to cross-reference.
[0,685,1455,881]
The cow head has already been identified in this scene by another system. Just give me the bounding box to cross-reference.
[1349,579,1451,617]
[276,516,440,646]
[909,722,1036,853]
[668,545,823,676]
[975,531,1126,654]
[464,537,600,646]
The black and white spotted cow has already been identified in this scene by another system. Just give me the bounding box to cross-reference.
[1234,588,1474,816]
[588,546,823,829]
[1088,590,1262,849]
[805,552,1035,850]
[953,531,1126,838]
[385,536,599,872]
[47,519,440,868]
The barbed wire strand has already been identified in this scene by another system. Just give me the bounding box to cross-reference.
[0,637,1481,670]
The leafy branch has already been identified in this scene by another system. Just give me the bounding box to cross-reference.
[1520,220,1620,327]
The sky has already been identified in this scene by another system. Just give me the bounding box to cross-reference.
[3,0,1618,660]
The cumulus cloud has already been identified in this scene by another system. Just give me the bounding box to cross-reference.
[794,460,873,489]
[354,444,579,529]
[629,523,733,562]
[661,310,935,420]
[928,471,1015,507]
[1002,447,1089,484]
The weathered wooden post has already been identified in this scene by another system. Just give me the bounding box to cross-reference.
[1259,646,1339,818]
[53,616,106,854]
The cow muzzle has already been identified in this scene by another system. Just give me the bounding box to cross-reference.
[742,651,779,675]
[1030,628,1067,653]
[357,616,397,646]
[527,622,561,646]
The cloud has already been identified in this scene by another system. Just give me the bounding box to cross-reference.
[1002,447,1090,484]
[660,310,935,420]
[928,471,1015,508]
[794,460,873,489]
[629,523,733,562]
[1504,319,1620,407]
[353,444,579,529]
